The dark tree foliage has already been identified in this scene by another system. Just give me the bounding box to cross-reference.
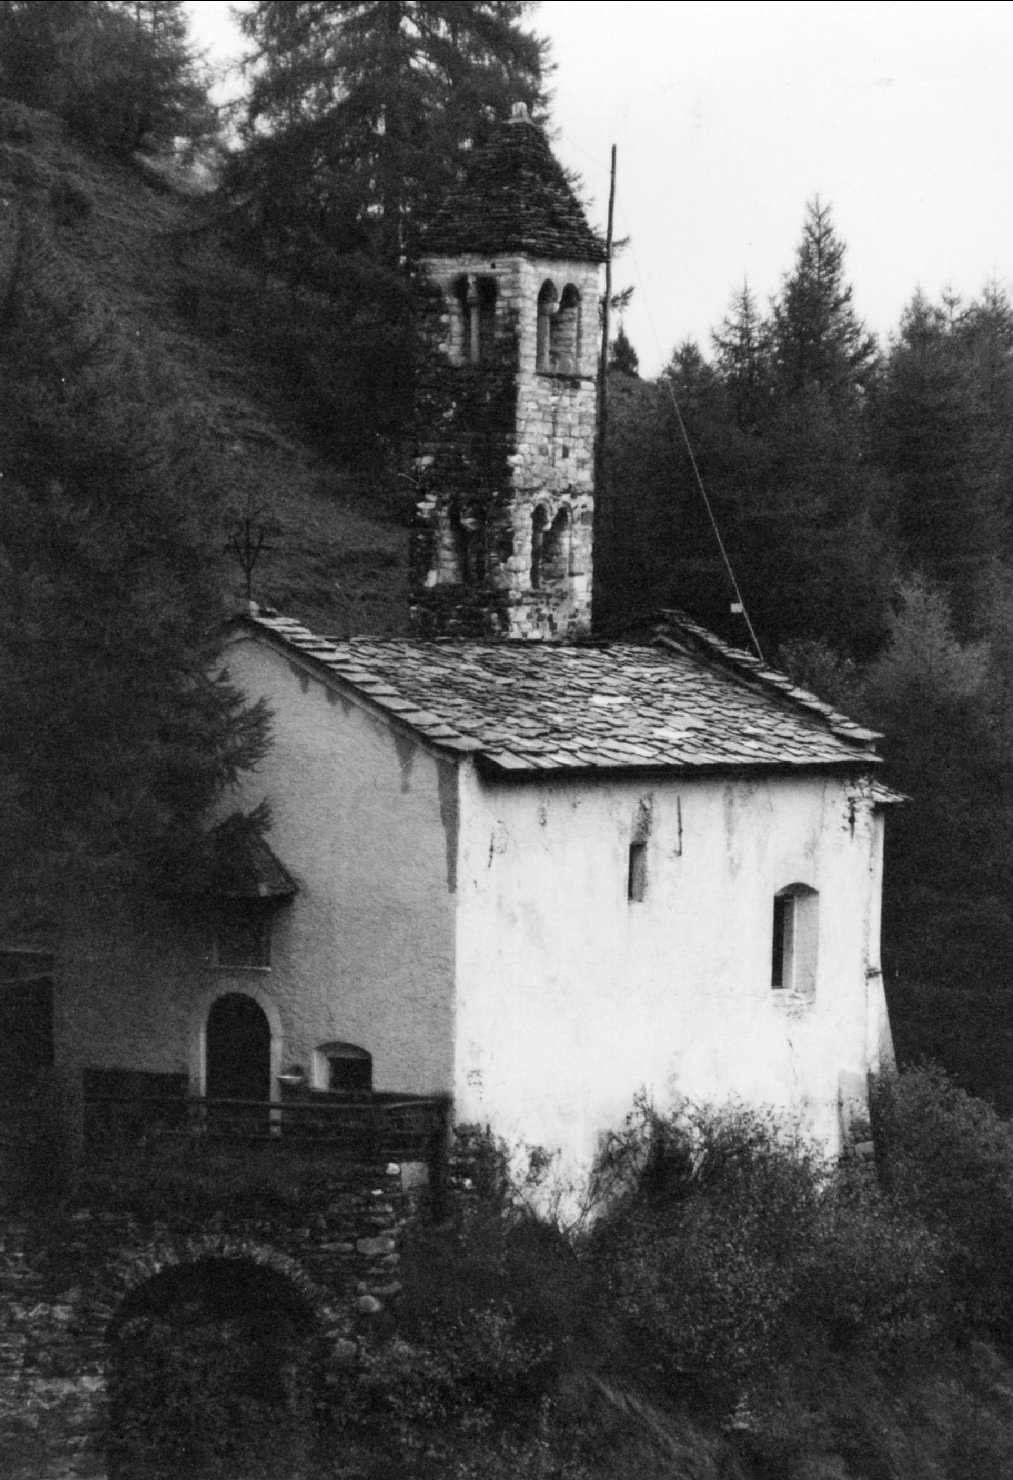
[737,200,891,655]
[596,371,688,632]
[873,288,1013,635]
[601,204,894,655]
[711,280,769,431]
[0,0,215,155]
[214,3,546,460]
[227,1,548,283]
[0,210,269,929]
[769,196,878,404]
[607,323,639,376]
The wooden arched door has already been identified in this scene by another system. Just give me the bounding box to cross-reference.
[205,993,271,1105]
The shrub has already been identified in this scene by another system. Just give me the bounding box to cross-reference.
[589,1101,946,1413]
[873,1064,1013,1339]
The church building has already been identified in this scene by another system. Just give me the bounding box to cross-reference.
[50,107,895,1194]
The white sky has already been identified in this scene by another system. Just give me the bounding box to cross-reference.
[186,1,1013,375]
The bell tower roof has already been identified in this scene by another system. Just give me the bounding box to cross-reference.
[424,108,607,263]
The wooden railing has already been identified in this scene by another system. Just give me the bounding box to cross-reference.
[82,1092,450,1165]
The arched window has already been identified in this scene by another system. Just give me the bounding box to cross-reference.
[315,1041,373,1094]
[475,276,497,359]
[542,506,571,583]
[537,281,581,374]
[531,505,569,590]
[554,284,581,374]
[536,280,558,371]
[530,504,549,588]
[771,884,819,998]
[451,273,497,364]
[438,502,467,583]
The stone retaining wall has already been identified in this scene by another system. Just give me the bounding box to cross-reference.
[0,1155,422,1477]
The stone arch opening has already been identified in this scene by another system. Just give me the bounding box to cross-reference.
[106,1256,322,1480]
[451,273,497,365]
[438,499,487,586]
[554,284,581,374]
[536,280,558,371]
[542,506,571,584]
[531,504,570,590]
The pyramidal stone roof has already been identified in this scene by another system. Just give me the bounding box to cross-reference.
[424,106,608,263]
[237,608,892,784]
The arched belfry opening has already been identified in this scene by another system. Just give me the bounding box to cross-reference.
[536,280,558,372]
[543,506,571,583]
[554,285,581,374]
[531,505,570,591]
[451,273,497,364]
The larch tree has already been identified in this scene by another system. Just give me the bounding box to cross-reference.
[711,280,769,432]
[873,289,1012,634]
[0,208,269,933]
[608,323,639,377]
[735,200,892,655]
[769,196,878,405]
[0,0,215,154]
[228,1,548,283]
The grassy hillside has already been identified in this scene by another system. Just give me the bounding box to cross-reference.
[0,97,409,638]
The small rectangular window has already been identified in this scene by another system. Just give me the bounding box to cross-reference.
[628,842,647,902]
[772,885,818,996]
[772,894,793,988]
[214,911,271,968]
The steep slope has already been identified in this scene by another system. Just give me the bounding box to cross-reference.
[0,98,409,637]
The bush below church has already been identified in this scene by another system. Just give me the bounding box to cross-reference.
[341,1072,1013,1477]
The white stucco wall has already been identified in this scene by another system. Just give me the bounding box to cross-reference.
[453,764,891,1192]
[58,636,459,1102]
[213,634,458,1097]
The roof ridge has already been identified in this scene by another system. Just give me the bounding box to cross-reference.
[650,609,883,751]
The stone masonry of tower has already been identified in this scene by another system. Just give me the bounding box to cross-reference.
[409,109,607,642]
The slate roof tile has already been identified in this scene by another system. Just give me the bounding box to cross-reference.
[240,609,883,779]
[424,110,607,263]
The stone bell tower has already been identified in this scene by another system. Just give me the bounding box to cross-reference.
[410,104,607,641]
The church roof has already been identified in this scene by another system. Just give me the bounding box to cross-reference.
[423,108,608,263]
[237,609,884,781]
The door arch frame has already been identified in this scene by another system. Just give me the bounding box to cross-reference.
[191,983,283,1099]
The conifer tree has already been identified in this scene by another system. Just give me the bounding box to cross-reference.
[0,0,214,155]
[873,290,1010,633]
[0,210,268,930]
[712,281,769,432]
[227,1,548,283]
[608,323,639,377]
[770,196,878,405]
[737,201,891,654]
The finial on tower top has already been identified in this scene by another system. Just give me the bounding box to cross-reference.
[509,101,532,124]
